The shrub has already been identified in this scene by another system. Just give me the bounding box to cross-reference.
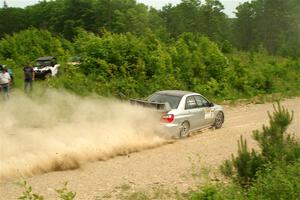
[18,181,75,200]
[55,182,76,200]
[221,103,299,187]
[221,136,264,187]
[189,184,246,200]
[248,161,300,200]
[253,103,300,162]
[0,28,72,64]
[18,180,44,200]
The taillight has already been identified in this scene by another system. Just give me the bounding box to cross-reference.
[161,114,174,123]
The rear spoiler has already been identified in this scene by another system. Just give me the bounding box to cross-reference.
[129,99,171,111]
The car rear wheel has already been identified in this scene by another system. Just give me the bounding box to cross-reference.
[180,121,190,138]
[214,112,224,129]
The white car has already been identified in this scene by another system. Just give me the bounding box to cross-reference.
[131,90,224,138]
[33,56,60,79]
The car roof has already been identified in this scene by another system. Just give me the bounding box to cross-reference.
[154,90,198,97]
[36,56,56,61]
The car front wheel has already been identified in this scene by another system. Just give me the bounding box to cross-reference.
[214,112,224,129]
[44,72,52,79]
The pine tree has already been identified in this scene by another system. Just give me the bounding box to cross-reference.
[3,0,8,8]
[221,102,300,187]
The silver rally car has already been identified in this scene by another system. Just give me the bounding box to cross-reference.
[131,90,224,138]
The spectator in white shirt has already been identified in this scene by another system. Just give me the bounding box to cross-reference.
[0,68,11,100]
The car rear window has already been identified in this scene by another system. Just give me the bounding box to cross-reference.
[147,94,181,109]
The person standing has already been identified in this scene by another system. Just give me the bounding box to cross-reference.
[0,67,11,100]
[23,63,35,94]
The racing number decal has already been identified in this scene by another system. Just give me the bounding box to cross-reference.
[205,108,215,119]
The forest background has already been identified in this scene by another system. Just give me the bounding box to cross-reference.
[0,0,299,101]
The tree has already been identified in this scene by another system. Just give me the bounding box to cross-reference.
[0,8,28,38]
[233,0,300,57]
[221,103,300,187]
[3,0,8,8]
[161,0,229,43]
[233,2,257,50]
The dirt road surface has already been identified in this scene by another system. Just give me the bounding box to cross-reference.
[1,98,299,199]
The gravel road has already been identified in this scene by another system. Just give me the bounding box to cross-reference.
[1,98,299,199]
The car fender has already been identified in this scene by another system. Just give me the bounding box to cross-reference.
[167,109,193,127]
[212,104,224,120]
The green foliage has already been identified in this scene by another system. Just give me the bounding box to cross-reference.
[0,0,299,58]
[55,182,76,200]
[0,7,28,38]
[191,105,300,199]
[220,159,233,177]
[0,0,167,40]
[233,0,300,57]
[221,136,264,187]
[253,103,300,162]
[189,183,245,200]
[231,136,264,186]
[189,185,221,200]
[0,0,298,101]
[221,103,300,187]
[0,28,73,64]
[55,30,231,98]
[161,0,229,43]
[18,180,44,200]
[18,181,76,200]
[0,27,299,100]
[0,28,73,88]
[191,160,300,200]
[248,161,300,200]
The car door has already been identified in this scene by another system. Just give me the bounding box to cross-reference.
[194,95,215,126]
[185,96,205,130]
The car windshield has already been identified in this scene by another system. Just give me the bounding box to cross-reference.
[36,61,52,67]
[147,94,181,109]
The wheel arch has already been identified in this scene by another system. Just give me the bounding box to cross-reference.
[179,120,190,138]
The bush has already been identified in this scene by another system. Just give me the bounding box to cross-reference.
[18,180,44,200]
[0,28,73,64]
[253,103,300,162]
[221,103,300,187]
[248,161,300,200]
[18,180,76,200]
[220,136,264,187]
[0,28,299,100]
[189,183,245,200]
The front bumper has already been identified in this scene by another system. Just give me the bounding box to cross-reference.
[34,70,51,79]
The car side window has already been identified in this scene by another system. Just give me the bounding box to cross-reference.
[194,95,209,107]
[185,96,198,110]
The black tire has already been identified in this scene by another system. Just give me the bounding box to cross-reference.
[44,72,52,80]
[214,112,224,129]
[180,121,190,138]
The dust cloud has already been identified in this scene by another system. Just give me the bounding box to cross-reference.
[0,90,171,182]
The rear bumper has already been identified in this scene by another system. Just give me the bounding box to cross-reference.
[162,123,181,138]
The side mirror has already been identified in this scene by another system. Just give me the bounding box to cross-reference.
[209,102,214,107]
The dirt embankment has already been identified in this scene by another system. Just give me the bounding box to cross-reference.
[0,93,299,200]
